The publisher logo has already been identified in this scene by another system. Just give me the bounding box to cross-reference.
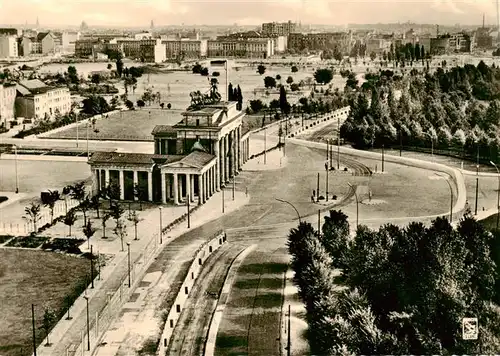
[462,318,478,340]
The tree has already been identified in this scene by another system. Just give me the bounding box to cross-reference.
[109,202,124,228]
[291,65,299,73]
[279,86,290,116]
[91,73,101,85]
[24,203,42,233]
[133,183,147,210]
[81,95,110,116]
[257,64,266,75]
[116,53,124,77]
[110,96,119,109]
[160,103,164,109]
[63,210,77,236]
[276,74,282,81]
[82,220,96,250]
[286,76,294,85]
[236,85,243,111]
[79,196,92,225]
[128,211,142,240]
[107,63,112,70]
[40,308,56,346]
[167,103,172,109]
[90,194,100,219]
[192,63,203,74]
[212,71,220,77]
[200,67,209,76]
[369,51,377,61]
[249,99,265,113]
[125,100,134,110]
[67,65,79,84]
[228,83,234,101]
[101,213,110,239]
[113,219,127,251]
[290,83,300,91]
[137,99,145,109]
[314,68,334,84]
[43,190,60,224]
[264,76,277,89]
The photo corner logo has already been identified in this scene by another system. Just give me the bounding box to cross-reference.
[462,317,478,340]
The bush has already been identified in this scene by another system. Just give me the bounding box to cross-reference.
[0,196,7,204]
[7,236,49,248]
[41,238,85,254]
[332,195,337,200]
[0,235,13,244]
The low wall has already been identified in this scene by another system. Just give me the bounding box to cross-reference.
[204,244,257,356]
[286,106,350,138]
[156,230,228,355]
[289,138,467,221]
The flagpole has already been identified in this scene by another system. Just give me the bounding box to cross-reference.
[225,60,228,102]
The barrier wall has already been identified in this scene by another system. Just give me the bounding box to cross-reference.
[289,138,467,221]
[286,106,350,138]
[156,230,228,355]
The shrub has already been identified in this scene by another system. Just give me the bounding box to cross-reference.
[41,238,85,254]
[6,235,49,248]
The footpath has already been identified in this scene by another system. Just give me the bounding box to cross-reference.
[34,189,249,356]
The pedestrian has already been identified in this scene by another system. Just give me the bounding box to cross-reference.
[313,189,316,197]
[311,195,315,203]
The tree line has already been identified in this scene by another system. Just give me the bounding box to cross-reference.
[288,210,500,355]
[340,61,500,163]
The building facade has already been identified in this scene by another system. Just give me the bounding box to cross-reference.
[162,39,208,59]
[288,32,351,54]
[62,31,81,53]
[15,79,71,120]
[0,83,16,127]
[0,36,19,58]
[207,38,273,58]
[261,21,296,36]
[88,101,251,204]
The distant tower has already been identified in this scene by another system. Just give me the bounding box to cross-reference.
[483,13,485,28]
[436,24,439,37]
[80,21,88,31]
[150,20,154,30]
[36,16,39,28]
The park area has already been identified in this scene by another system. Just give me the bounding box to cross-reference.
[42,62,347,141]
[0,249,90,356]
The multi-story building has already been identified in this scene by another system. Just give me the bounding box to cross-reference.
[288,32,351,54]
[37,32,58,54]
[365,38,391,55]
[476,28,493,49]
[88,100,251,204]
[134,31,153,40]
[0,36,19,58]
[0,83,16,128]
[62,31,81,53]
[218,31,287,54]
[0,28,20,37]
[207,38,273,58]
[15,79,71,120]
[261,21,296,36]
[430,36,451,55]
[75,38,101,57]
[140,38,166,63]
[162,39,208,59]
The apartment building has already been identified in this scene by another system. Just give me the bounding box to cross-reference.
[140,38,166,63]
[0,36,18,58]
[288,32,351,54]
[62,31,81,53]
[163,39,208,59]
[207,38,273,58]
[0,83,16,128]
[261,21,296,36]
[37,32,59,55]
[218,31,287,53]
[15,79,71,120]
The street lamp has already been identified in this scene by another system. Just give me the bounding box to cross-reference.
[347,182,359,229]
[126,242,131,288]
[86,121,90,158]
[13,144,18,193]
[275,198,301,223]
[83,296,90,351]
[31,304,37,356]
[186,194,190,228]
[424,132,434,159]
[490,161,500,229]
[159,206,163,244]
[434,173,453,223]
[337,116,340,170]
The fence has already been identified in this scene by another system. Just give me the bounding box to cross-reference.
[67,230,161,356]
[157,230,227,355]
[286,106,350,139]
[0,198,79,236]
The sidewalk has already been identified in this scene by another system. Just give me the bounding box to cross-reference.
[35,189,249,356]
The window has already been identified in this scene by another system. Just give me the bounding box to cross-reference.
[196,119,200,126]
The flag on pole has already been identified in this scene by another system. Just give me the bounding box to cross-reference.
[210,59,227,68]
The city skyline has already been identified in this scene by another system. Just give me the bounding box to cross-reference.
[0,0,499,28]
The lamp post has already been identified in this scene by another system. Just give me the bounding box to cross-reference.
[264,126,267,165]
[86,121,89,158]
[14,144,18,193]
[159,207,163,244]
[76,115,79,148]
[90,245,94,289]
[435,173,453,223]
[126,242,131,288]
[381,144,385,173]
[491,161,500,229]
[337,116,340,170]
[275,198,301,222]
[424,132,434,159]
[325,162,329,202]
[31,304,37,356]
[475,146,479,216]
[83,296,90,351]
[347,182,359,229]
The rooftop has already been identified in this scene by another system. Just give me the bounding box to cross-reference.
[88,152,183,165]
[173,151,215,169]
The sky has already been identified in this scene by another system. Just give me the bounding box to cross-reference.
[0,0,498,27]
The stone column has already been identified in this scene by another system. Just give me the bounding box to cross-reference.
[191,175,195,202]
[186,173,191,203]
[161,173,166,204]
[232,130,236,176]
[214,141,220,191]
[147,171,153,201]
[119,170,125,200]
[220,139,225,186]
[225,135,230,182]
[205,172,209,199]
[133,171,139,200]
[198,173,203,205]
[211,166,215,195]
[236,127,241,171]
[173,173,179,205]
[105,169,110,187]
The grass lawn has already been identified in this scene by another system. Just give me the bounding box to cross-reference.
[479,212,500,231]
[0,249,90,356]
[216,250,287,356]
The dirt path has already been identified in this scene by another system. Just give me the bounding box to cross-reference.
[166,243,247,355]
